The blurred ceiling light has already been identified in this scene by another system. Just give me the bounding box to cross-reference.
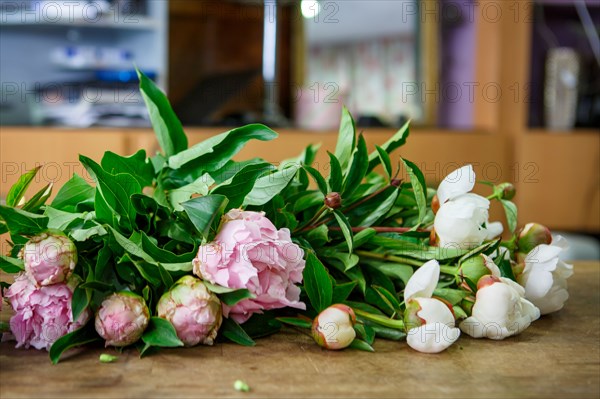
[301,0,321,19]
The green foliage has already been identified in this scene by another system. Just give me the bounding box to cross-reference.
[0,74,523,361]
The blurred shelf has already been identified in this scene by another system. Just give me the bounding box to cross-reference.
[0,15,158,30]
[527,128,600,136]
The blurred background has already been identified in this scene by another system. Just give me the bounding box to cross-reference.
[0,0,598,257]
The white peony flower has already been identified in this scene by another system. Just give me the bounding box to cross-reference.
[403,260,460,353]
[460,275,540,340]
[434,165,503,249]
[518,235,573,315]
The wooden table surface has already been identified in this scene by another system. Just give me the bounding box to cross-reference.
[1,261,598,399]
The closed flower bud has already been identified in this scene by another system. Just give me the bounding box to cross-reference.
[324,192,342,209]
[496,182,516,200]
[460,276,540,340]
[95,292,150,347]
[459,254,501,287]
[157,276,222,346]
[22,232,77,286]
[311,304,356,350]
[517,223,552,254]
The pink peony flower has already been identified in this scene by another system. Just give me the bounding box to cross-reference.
[157,276,222,346]
[193,209,306,323]
[4,274,90,350]
[22,232,77,286]
[95,292,150,347]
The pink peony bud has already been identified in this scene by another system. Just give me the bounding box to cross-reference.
[157,276,222,346]
[95,292,150,347]
[21,232,77,286]
[517,223,552,255]
[193,209,305,323]
[4,273,90,350]
[311,304,356,350]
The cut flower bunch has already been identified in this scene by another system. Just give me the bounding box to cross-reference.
[0,71,573,363]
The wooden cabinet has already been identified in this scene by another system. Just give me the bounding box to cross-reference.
[0,1,597,232]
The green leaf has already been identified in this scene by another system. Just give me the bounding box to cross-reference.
[501,199,518,233]
[294,191,324,213]
[367,121,410,172]
[333,209,353,253]
[21,183,53,212]
[139,232,196,263]
[402,159,427,225]
[212,163,274,209]
[375,145,392,180]
[304,166,328,195]
[332,281,356,303]
[327,152,343,193]
[433,288,468,306]
[168,124,277,172]
[168,174,214,211]
[343,134,368,198]
[6,166,41,207]
[351,228,377,248]
[243,164,300,206]
[372,285,402,314]
[304,223,330,247]
[334,106,357,171]
[0,205,48,235]
[367,324,407,341]
[0,255,24,273]
[70,223,107,242]
[221,317,256,346]
[276,317,312,329]
[354,324,375,345]
[356,187,399,227]
[71,285,91,322]
[362,260,413,285]
[349,338,375,352]
[219,289,255,307]
[303,252,333,312]
[321,249,359,271]
[45,207,83,230]
[137,69,188,157]
[51,174,95,212]
[49,323,101,364]
[142,317,184,347]
[101,149,154,188]
[80,155,141,232]
[181,195,228,239]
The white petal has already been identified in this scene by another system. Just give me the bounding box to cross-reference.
[437,165,476,204]
[406,323,460,353]
[459,316,511,340]
[522,269,554,300]
[404,260,440,302]
[526,244,562,264]
[485,221,504,240]
[551,235,570,250]
[481,254,501,277]
[414,298,455,327]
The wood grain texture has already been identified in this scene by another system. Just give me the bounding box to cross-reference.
[1,262,598,399]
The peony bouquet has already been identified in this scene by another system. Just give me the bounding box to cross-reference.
[0,71,573,363]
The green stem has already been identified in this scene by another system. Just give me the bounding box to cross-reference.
[355,250,424,267]
[294,205,328,233]
[356,250,460,275]
[354,309,405,330]
[440,265,460,276]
